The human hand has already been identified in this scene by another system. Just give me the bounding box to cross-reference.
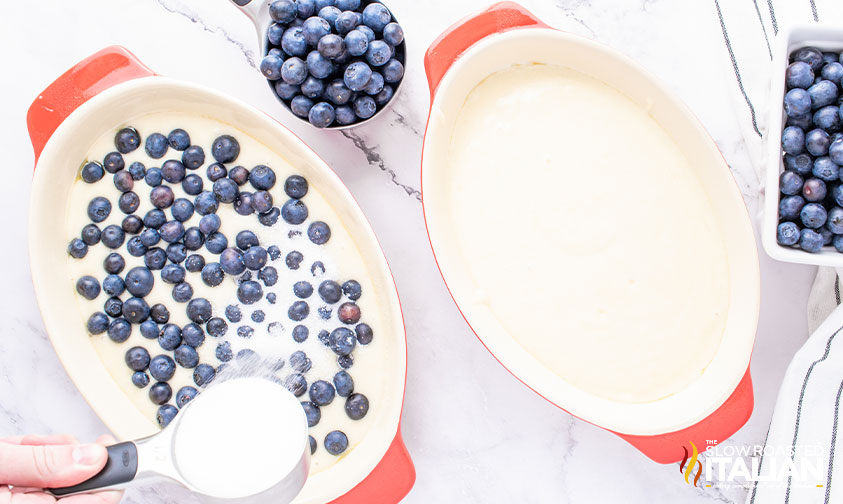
[0,434,123,504]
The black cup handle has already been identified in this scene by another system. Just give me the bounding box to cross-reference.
[47,442,138,497]
[232,0,252,6]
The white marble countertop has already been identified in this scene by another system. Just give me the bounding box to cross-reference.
[0,0,823,502]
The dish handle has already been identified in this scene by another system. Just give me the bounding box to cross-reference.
[424,1,549,97]
[329,427,415,504]
[614,366,754,464]
[26,46,155,164]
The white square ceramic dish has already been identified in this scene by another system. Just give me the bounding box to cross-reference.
[763,24,843,266]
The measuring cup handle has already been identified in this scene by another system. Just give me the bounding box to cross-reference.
[46,442,138,497]
[229,0,266,26]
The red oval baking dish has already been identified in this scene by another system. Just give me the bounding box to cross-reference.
[421,2,760,463]
[26,46,414,503]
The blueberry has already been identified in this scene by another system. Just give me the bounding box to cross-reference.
[216,341,234,362]
[103,152,125,173]
[172,282,194,303]
[785,89,812,117]
[822,62,843,83]
[168,199,193,223]
[835,235,843,252]
[195,192,219,216]
[250,165,276,190]
[132,372,150,389]
[336,0,358,8]
[182,146,205,170]
[328,372,352,398]
[286,251,304,270]
[344,30,369,58]
[213,178,239,204]
[143,247,166,270]
[304,382,334,408]
[330,10,355,35]
[315,0,335,8]
[280,57,307,85]
[140,320,159,339]
[128,161,146,180]
[267,293,277,304]
[173,386,197,410]
[830,138,843,165]
[115,127,140,154]
[344,61,373,92]
[782,126,806,155]
[144,209,167,230]
[150,186,174,210]
[315,34,342,60]
[316,280,340,303]
[86,312,109,334]
[206,317,228,338]
[159,160,184,185]
[383,22,403,46]
[340,280,361,301]
[306,222,331,245]
[168,129,191,150]
[174,345,199,369]
[108,318,132,343]
[68,238,88,259]
[125,346,151,372]
[325,79,353,105]
[274,81,300,101]
[800,228,824,252]
[829,207,843,234]
[104,253,126,274]
[298,0,317,17]
[145,167,163,187]
[237,281,264,304]
[103,274,126,296]
[801,202,828,228]
[220,248,246,275]
[308,435,317,455]
[87,197,111,223]
[324,431,348,455]
[784,153,813,176]
[813,157,839,182]
[305,101,334,128]
[183,228,204,252]
[311,261,326,277]
[375,85,394,106]
[338,354,353,369]
[338,302,361,324]
[157,324,181,351]
[186,298,212,324]
[268,24,286,48]
[159,264,184,284]
[261,53,285,81]
[357,24,375,42]
[330,327,356,355]
[255,207,278,227]
[812,106,841,133]
[155,404,178,427]
[199,214,221,236]
[234,192,256,215]
[290,350,312,372]
[145,133,169,159]
[237,326,255,339]
[301,401,321,427]
[182,255,203,274]
[286,373,307,397]
[244,247,268,271]
[317,329,332,346]
[318,6,340,25]
[792,46,825,72]
[193,363,216,387]
[383,58,403,83]
[251,310,265,323]
[157,221,184,244]
[288,300,309,321]
[353,95,377,119]
[206,232,228,254]
[99,225,123,249]
[355,323,373,344]
[149,382,173,406]
[201,166,225,188]
[335,105,355,125]
[104,297,123,318]
[177,175,203,197]
[786,61,815,89]
[270,0,298,23]
[345,393,368,420]
[363,71,384,96]
[117,192,140,215]
[81,161,104,183]
[317,306,332,320]
[809,80,838,109]
[302,16,331,45]
[122,297,150,324]
[119,214,140,233]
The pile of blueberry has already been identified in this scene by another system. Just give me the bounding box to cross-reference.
[259,0,405,128]
[778,47,843,253]
[68,126,372,456]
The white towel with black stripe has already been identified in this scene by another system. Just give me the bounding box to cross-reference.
[711,0,843,335]
[746,304,843,503]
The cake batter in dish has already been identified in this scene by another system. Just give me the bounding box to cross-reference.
[446,64,730,403]
[66,112,387,473]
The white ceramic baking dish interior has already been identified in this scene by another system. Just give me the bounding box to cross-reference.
[28,76,407,504]
[763,24,843,267]
[422,28,760,436]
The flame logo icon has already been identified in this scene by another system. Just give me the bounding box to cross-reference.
[679,442,703,487]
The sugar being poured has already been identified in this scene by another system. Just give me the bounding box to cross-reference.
[173,377,309,499]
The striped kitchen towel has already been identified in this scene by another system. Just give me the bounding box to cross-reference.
[713,1,843,335]
[746,303,843,503]
[711,3,843,503]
